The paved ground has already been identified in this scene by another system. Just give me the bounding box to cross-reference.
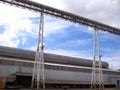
[0,88,120,90]
[21,88,120,90]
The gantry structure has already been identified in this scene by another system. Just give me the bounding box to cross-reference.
[0,0,120,35]
[0,0,120,90]
[31,12,45,90]
[91,28,104,89]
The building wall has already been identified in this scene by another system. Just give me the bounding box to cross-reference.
[0,63,120,85]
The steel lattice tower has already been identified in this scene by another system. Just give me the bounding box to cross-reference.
[91,28,104,89]
[31,12,45,90]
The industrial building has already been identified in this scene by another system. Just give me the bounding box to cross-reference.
[0,45,120,89]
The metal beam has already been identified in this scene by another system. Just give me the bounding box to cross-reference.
[31,12,45,90]
[91,28,104,89]
[0,56,120,73]
[0,0,120,35]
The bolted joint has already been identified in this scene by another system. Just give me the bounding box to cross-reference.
[41,45,44,50]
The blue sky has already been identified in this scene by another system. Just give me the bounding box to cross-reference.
[0,0,120,69]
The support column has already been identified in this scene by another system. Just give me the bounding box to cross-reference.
[31,11,45,90]
[91,28,104,89]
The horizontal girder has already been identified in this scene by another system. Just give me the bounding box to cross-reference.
[0,0,120,35]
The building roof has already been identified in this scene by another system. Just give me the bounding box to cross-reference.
[0,45,109,68]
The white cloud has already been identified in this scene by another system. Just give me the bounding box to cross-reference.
[44,17,72,37]
[0,3,38,25]
[31,0,120,28]
[28,45,37,51]
[103,50,120,69]
[0,0,119,69]
[31,0,67,10]
[0,33,20,47]
[62,0,120,28]
[0,3,72,47]
[0,3,39,47]
[100,32,120,42]
[57,39,93,49]
[45,48,93,59]
[72,39,92,46]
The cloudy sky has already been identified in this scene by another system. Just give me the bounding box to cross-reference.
[0,0,120,69]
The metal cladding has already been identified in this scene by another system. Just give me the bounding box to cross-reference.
[0,46,109,68]
[0,0,120,35]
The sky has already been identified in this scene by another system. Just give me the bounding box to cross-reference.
[0,0,120,69]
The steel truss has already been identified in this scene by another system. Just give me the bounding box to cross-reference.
[31,12,45,90]
[91,28,104,89]
[0,0,120,35]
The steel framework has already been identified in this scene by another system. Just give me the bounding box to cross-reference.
[0,0,120,35]
[0,0,119,89]
[31,12,45,90]
[91,28,104,89]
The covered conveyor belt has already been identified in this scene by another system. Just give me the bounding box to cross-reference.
[0,0,120,35]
